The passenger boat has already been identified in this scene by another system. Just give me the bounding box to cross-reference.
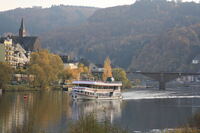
[71,80,122,100]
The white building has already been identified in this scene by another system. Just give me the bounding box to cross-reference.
[0,37,31,68]
[64,63,79,69]
[192,55,200,64]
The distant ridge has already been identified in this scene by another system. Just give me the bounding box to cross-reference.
[0,5,98,35]
[1,0,200,72]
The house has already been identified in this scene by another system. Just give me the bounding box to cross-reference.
[89,63,104,73]
[0,18,41,68]
[60,55,79,69]
[14,44,31,67]
[0,37,15,66]
[192,55,200,64]
[64,63,79,69]
[60,55,71,63]
[0,37,30,68]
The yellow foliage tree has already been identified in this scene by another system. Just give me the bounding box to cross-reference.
[0,62,13,89]
[102,57,112,81]
[28,50,64,88]
[62,63,89,81]
[112,68,132,88]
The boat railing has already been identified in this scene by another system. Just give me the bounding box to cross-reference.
[75,79,122,84]
[78,77,121,82]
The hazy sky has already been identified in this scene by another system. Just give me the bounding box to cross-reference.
[0,0,135,11]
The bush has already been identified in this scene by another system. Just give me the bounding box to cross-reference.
[189,112,200,128]
[69,113,127,133]
[169,112,200,133]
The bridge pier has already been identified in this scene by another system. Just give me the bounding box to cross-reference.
[159,81,166,90]
[159,73,166,90]
[131,71,200,90]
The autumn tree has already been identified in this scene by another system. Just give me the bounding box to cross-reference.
[0,62,13,89]
[113,68,132,89]
[28,50,64,89]
[102,57,112,81]
[61,63,89,81]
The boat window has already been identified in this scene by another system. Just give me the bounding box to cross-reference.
[109,86,114,89]
[78,84,91,87]
[93,85,97,89]
[94,86,99,89]
[98,86,103,89]
[104,86,108,89]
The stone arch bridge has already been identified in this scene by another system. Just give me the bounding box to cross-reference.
[127,72,200,90]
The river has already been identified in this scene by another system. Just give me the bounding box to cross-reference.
[1,87,200,133]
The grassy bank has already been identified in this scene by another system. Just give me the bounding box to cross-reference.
[4,84,40,91]
[3,84,63,91]
[168,112,200,133]
[168,127,200,133]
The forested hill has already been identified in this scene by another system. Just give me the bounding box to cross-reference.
[41,0,200,72]
[1,0,200,72]
[0,5,97,35]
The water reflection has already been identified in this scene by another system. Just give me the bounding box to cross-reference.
[0,91,72,133]
[117,98,200,132]
[1,91,200,133]
[72,100,122,123]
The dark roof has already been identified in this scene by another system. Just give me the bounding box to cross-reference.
[0,36,41,51]
[11,36,41,51]
[60,55,71,63]
[95,64,103,68]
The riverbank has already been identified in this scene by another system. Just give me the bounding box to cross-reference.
[2,84,63,92]
[3,85,40,92]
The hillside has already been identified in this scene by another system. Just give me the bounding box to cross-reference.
[41,0,200,71]
[0,5,97,35]
[1,0,200,72]
[130,24,200,72]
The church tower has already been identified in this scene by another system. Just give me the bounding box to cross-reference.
[19,18,26,37]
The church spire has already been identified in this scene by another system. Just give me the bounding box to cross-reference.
[19,18,26,37]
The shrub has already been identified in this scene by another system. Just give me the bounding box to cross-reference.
[69,113,127,133]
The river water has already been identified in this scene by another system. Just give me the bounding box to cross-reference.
[1,87,200,133]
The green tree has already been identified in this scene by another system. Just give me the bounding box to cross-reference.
[102,57,112,81]
[112,68,132,89]
[0,62,13,89]
[28,50,64,89]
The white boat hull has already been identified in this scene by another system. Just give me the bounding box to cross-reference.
[72,92,122,100]
[71,80,123,100]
